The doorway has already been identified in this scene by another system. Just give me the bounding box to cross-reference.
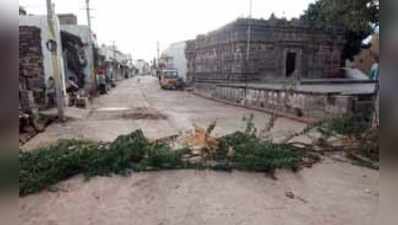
[285,52,297,77]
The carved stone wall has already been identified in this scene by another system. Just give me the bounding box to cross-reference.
[186,17,345,83]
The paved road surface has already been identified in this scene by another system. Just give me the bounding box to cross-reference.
[20,76,379,225]
[23,76,305,150]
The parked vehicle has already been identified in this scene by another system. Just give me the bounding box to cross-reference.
[159,69,184,90]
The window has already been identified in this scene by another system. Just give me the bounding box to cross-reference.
[164,71,178,78]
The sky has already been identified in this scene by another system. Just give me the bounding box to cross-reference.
[20,0,316,62]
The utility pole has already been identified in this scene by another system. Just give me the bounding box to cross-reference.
[85,0,96,96]
[112,41,117,80]
[157,41,160,68]
[85,0,92,32]
[46,0,64,121]
[245,0,253,95]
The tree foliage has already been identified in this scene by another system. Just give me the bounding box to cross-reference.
[20,130,303,196]
[301,0,380,61]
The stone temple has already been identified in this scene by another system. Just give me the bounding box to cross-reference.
[185,16,346,84]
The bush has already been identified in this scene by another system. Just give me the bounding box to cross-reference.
[318,114,371,137]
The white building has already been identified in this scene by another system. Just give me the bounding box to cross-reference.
[161,41,188,81]
[99,45,134,80]
[134,59,150,75]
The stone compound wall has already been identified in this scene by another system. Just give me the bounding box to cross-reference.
[19,26,46,106]
[186,17,345,84]
[195,83,362,122]
[20,15,68,108]
[19,26,45,89]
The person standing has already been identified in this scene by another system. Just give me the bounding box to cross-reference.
[96,67,107,95]
[369,55,380,128]
[369,56,379,81]
[66,77,79,106]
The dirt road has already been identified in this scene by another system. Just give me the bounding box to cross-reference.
[22,76,304,150]
[20,76,379,225]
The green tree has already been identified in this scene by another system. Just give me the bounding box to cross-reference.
[301,0,379,61]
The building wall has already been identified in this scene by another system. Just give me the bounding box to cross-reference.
[162,42,188,81]
[194,83,373,121]
[61,25,95,92]
[58,14,78,25]
[19,26,44,90]
[19,26,45,105]
[186,18,345,83]
[19,15,67,105]
[99,45,133,81]
[61,31,87,88]
[135,60,150,74]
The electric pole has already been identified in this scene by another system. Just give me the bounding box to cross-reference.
[85,0,96,95]
[245,0,253,95]
[85,0,92,32]
[46,0,65,121]
[157,41,160,68]
[112,41,117,80]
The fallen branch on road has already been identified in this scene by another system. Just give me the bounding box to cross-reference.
[19,127,306,196]
[19,115,379,196]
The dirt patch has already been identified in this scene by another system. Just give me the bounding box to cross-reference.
[88,107,168,121]
[122,107,168,120]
